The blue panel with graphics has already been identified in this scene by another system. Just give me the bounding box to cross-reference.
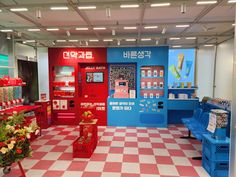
[107,47,168,127]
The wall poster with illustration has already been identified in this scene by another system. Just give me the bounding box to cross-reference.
[168,49,195,88]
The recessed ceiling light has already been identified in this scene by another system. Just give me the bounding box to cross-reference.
[78,6,96,10]
[196,1,217,5]
[126,39,136,42]
[0,29,13,32]
[169,37,180,40]
[56,40,66,42]
[228,0,236,3]
[0,10,2,12]
[93,27,106,30]
[185,37,196,40]
[76,27,89,31]
[89,39,99,42]
[69,40,78,42]
[150,3,171,7]
[124,26,137,30]
[141,38,152,41]
[232,23,235,26]
[24,40,36,43]
[204,44,214,47]
[144,26,158,29]
[176,24,190,28]
[120,4,139,8]
[172,45,182,48]
[46,28,59,31]
[27,29,41,32]
[10,8,28,12]
[103,39,113,42]
[50,7,68,10]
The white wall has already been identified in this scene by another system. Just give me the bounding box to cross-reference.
[37,48,49,100]
[15,43,36,60]
[196,47,215,100]
[214,39,234,100]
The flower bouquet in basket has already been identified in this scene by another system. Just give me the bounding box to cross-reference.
[0,112,39,174]
[81,111,94,123]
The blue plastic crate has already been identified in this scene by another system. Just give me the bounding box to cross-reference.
[202,155,229,177]
[202,134,229,161]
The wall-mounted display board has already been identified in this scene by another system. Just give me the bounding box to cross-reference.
[48,48,108,125]
[107,47,168,127]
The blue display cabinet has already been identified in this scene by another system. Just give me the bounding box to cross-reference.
[107,47,169,127]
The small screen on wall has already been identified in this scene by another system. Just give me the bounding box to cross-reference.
[86,72,104,83]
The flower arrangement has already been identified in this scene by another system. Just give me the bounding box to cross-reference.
[0,112,39,168]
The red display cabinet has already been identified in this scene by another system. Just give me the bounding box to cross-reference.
[35,100,51,129]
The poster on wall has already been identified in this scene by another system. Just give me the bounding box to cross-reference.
[168,49,195,88]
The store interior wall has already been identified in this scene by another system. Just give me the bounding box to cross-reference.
[215,39,234,100]
[15,43,36,60]
[196,46,215,100]
[37,47,49,100]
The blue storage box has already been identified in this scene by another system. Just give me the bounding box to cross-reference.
[202,155,229,177]
[202,134,230,161]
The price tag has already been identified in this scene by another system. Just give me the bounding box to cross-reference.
[207,113,216,133]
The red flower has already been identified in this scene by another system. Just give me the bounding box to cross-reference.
[16,148,22,154]
[0,142,6,147]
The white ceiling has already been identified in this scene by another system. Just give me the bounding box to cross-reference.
[0,0,235,48]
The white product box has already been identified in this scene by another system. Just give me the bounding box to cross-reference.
[147,70,152,77]
[129,90,136,99]
[156,93,160,98]
[141,70,145,77]
[150,93,153,98]
[147,82,151,89]
[153,70,158,77]
[153,82,157,88]
[144,93,147,98]
[160,70,164,77]
[141,82,145,89]
[159,82,164,88]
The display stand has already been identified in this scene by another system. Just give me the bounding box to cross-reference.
[73,119,98,158]
[18,161,26,177]
[35,100,51,129]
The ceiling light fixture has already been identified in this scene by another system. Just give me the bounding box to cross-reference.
[169,37,180,40]
[117,40,121,46]
[126,39,136,42]
[50,6,68,10]
[204,44,214,47]
[228,0,236,3]
[232,23,235,26]
[52,41,56,45]
[17,32,22,37]
[112,29,116,35]
[155,40,159,45]
[185,37,196,40]
[93,27,106,30]
[0,29,13,32]
[56,40,66,42]
[6,33,11,40]
[0,10,2,12]
[162,27,166,34]
[103,39,113,42]
[27,29,40,32]
[106,7,111,18]
[10,8,28,12]
[46,28,59,31]
[69,40,78,42]
[36,10,42,19]
[176,24,190,28]
[196,1,217,5]
[89,39,99,42]
[141,38,152,41]
[144,26,158,29]
[150,3,171,7]
[85,41,89,46]
[24,40,36,43]
[78,6,96,10]
[120,4,139,8]
[124,26,137,30]
[181,3,186,14]
[172,45,182,48]
[76,27,89,30]
[66,30,70,37]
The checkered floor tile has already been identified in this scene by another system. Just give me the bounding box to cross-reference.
[1,125,210,177]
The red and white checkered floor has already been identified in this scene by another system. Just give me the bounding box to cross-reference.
[1,125,210,177]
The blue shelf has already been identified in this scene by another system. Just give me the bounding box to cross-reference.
[141,87,164,90]
[141,76,163,79]
[168,87,198,90]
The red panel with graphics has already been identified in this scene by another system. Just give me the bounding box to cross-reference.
[48,48,108,125]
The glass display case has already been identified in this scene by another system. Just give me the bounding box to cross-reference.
[53,66,75,98]
[140,66,164,98]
